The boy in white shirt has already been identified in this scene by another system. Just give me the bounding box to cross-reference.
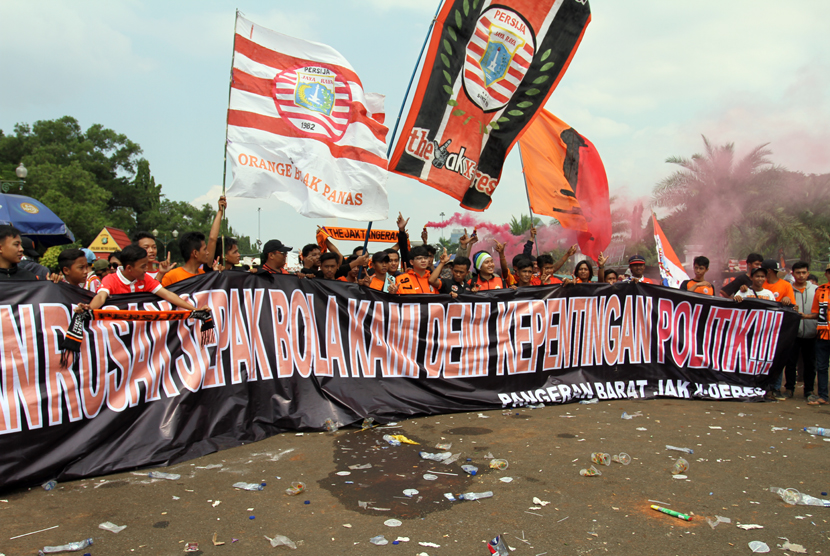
[734,267,776,302]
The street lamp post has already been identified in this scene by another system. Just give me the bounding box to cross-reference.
[0,163,27,193]
[152,229,179,258]
[439,212,445,239]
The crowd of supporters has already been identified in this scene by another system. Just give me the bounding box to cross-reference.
[0,197,825,406]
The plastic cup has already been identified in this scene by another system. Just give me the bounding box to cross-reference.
[671,458,689,475]
[612,453,631,465]
[285,481,306,496]
[489,459,509,470]
[579,465,602,477]
[591,452,611,466]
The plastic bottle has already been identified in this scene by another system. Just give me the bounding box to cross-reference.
[461,464,478,476]
[770,486,830,507]
[803,426,828,437]
[148,471,181,480]
[38,538,93,555]
[382,434,401,446]
[579,398,599,404]
[233,482,264,491]
[458,491,493,501]
[41,480,57,491]
[666,445,694,454]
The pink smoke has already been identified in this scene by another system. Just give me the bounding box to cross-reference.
[425,212,576,262]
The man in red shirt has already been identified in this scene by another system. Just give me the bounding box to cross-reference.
[76,244,209,313]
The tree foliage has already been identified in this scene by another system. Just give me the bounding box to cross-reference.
[653,136,830,269]
[0,117,252,254]
[509,214,543,236]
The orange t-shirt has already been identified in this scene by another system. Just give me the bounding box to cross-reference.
[763,279,795,304]
[474,274,505,291]
[530,275,562,286]
[684,279,714,296]
[161,266,205,287]
[395,269,439,294]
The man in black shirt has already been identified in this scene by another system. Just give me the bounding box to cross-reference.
[720,253,763,298]
[0,225,39,280]
[430,252,473,298]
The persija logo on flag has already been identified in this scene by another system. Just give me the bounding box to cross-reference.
[652,214,690,288]
[226,15,389,221]
[389,0,590,212]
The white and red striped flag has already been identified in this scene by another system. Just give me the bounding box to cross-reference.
[226,15,389,220]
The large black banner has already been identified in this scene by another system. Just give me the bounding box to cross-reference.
[0,273,797,490]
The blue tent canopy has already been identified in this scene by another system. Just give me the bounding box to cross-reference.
[0,193,75,246]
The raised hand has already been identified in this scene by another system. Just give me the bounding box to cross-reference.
[597,252,608,267]
[494,240,505,254]
[421,227,428,244]
[218,196,227,212]
[439,248,450,265]
[459,229,469,246]
[566,244,578,257]
[159,252,177,274]
[530,225,537,241]
[396,212,410,232]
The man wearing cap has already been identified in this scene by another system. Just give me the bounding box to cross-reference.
[759,259,795,306]
[259,240,292,275]
[86,259,110,292]
[368,251,397,293]
[803,264,830,405]
[624,254,658,284]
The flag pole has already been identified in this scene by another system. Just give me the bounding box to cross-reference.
[517,143,540,256]
[358,0,445,274]
[219,9,240,266]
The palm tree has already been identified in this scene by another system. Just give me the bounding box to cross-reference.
[509,214,543,236]
[652,136,775,270]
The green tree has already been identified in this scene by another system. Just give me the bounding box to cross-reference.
[652,136,774,269]
[509,214,542,236]
[0,117,153,244]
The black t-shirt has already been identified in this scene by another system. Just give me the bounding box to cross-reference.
[0,265,39,280]
[721,274,752,297]
[300,266,324,278]
[440,278,472,295]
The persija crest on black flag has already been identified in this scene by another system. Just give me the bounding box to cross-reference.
[389,0,591,211]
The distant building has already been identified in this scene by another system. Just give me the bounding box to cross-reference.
[88,227,132,260]
[449,228,463,244]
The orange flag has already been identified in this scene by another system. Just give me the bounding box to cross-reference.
[518,110,611,259]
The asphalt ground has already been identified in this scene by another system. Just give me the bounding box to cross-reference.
[2,396,829,556]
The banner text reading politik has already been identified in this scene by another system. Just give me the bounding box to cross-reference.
[0,272,797,489]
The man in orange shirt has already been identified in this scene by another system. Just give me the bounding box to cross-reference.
[680,256,715,295]
[396,246,439,294]
[161,231,210,287]
[760,259,795,306]
[368,252,397,293]
[804,264,830,405]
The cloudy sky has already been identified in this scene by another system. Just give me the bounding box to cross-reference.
[1,0,828,250]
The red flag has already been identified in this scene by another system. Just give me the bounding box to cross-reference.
[389,0,591,211]
[518,110,610,260]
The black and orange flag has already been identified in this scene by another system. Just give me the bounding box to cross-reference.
[518,109,610,260]
[389,0,591,211]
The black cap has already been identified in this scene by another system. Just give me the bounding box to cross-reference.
[760,259,780,272]
[20,237,40,260]
[628,254,645,264]
[371,252,390,264]
[262,239,292,259]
